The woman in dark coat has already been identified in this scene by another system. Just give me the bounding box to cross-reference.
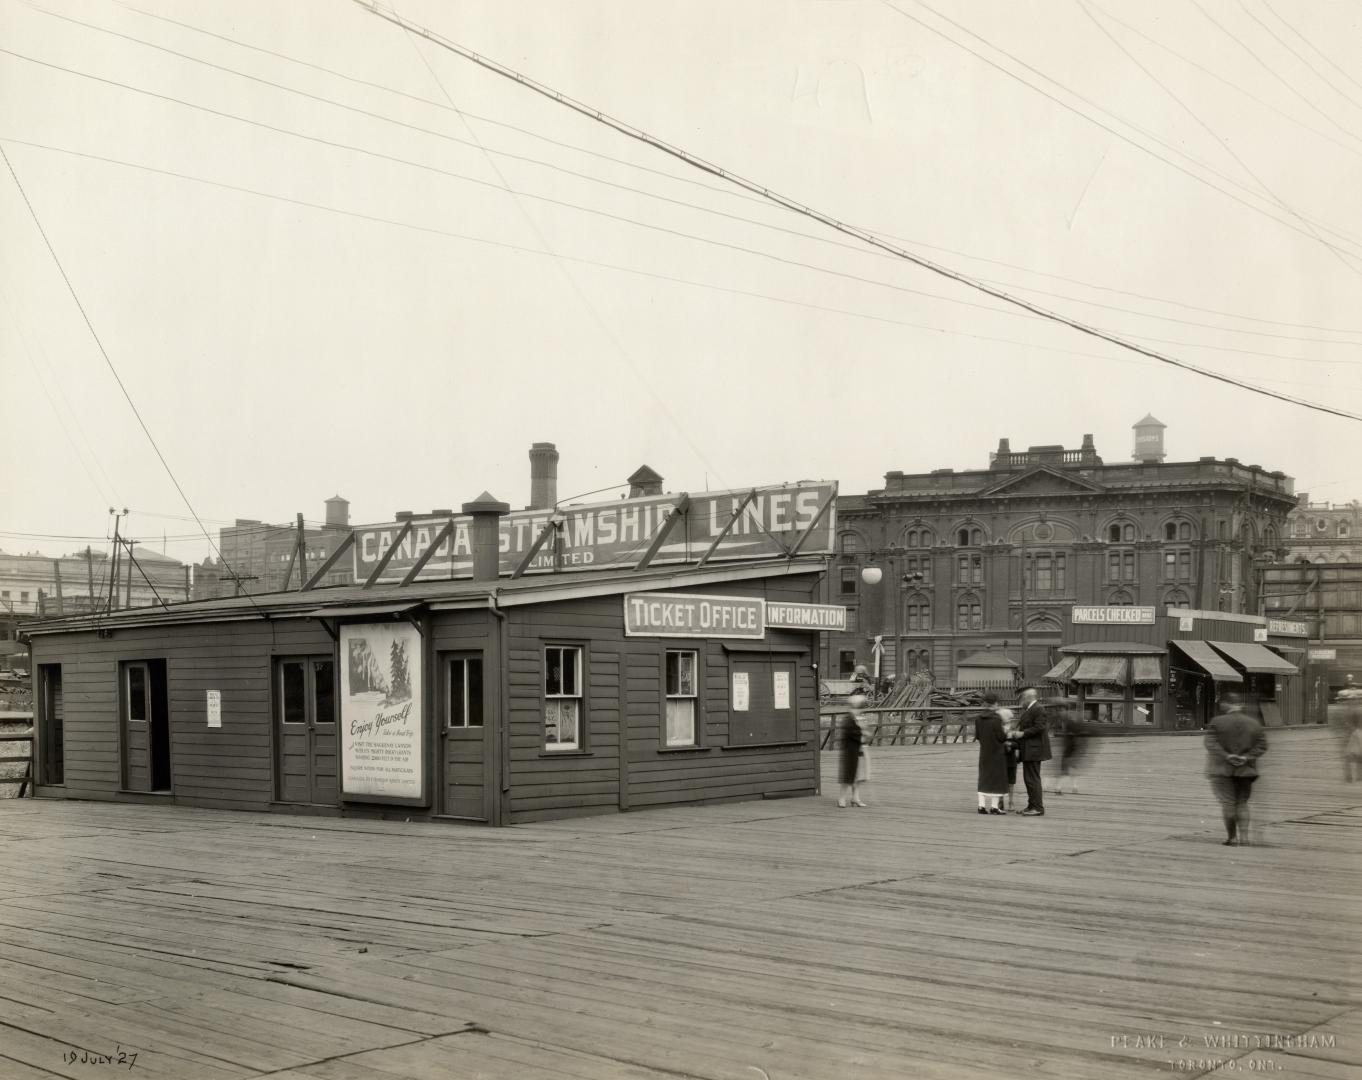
[837,694,868,808]
[974,692,1008,815]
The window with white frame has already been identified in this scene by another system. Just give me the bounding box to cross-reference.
[1163,549,1193,581]
[663,650,698,747]
[544,646,582,751]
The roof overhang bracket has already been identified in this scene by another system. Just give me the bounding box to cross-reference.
[635,494,690,571]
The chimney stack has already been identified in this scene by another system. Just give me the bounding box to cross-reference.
[529,442,559,510]
[628,465,664,498]
[462,492,510,582]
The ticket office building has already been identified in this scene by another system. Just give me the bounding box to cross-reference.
[24,559,830,825]
[1047,607,1313,730]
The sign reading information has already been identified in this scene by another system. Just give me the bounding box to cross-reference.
[339,622,424,802]
[766,601,847,631]
[352,481,836,585]
[1072,605,1156,625]
[624,593,765,639]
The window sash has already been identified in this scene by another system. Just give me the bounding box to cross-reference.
[448,656,484,728]
[313,660,335,725]
[544,699,580,750]
[545,646,580,698]
[544,647,582,750]
[665,650,697,697]
[664,699,696,747]
[126,664,148,723]
[839,568,857,595]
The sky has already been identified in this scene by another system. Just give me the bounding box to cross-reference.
[2,0,1361,566]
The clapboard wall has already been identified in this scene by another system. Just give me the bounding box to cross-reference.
[504,575,822,823]
[30,617,335,810]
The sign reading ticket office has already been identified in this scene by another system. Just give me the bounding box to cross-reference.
[624,593,765,639]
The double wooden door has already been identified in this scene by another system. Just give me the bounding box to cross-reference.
[275,656,338,805]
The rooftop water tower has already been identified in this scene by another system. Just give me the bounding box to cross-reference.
[1132,414,1166,464]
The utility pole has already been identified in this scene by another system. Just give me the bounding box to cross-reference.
[106,510,125,612]
[51,559,64,615]
[85,546,95,614]
[124,540,138,608]
[183,565,191,602]
[296,513,309,590]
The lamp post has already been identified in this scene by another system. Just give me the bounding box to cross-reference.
[862,558,926,682]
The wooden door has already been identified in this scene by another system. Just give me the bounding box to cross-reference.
[729,658,798,745]
[441,653,490,820]
[39,664,64,785]
[275,657,338,805]
[122,661,151,791]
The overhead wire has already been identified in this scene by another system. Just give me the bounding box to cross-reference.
[25,4,1362,342]
[10,43,1362,356]
[1239,0,1362,118]
[1077,1,1362,285]
[348,2,1362,423]
[1085,2,1362,162]
[0,143,270,618]
[1261,0,1362,101]
[885,0,1362,254]
[3,134,1357,412]
[1190,0,1362,147]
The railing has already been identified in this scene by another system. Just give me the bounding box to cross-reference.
[0,724,34,798]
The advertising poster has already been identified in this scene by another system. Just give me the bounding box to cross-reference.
[206,690,222,729]
[339,622,424,801]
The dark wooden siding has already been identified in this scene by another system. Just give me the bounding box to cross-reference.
[29,618,334,811]
[507,577,821,821]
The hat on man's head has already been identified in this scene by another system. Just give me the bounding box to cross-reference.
[982,691,998,705]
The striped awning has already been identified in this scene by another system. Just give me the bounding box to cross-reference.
[1130,655,1163,683]
[1072,655,1128,685]
[1209,641,1299,676]
[1043,655,1080,681]
[1172,640,1243,683]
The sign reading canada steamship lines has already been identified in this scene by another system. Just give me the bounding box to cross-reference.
[352,481,836,585]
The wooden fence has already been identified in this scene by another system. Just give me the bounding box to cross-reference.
[0,714,34,799]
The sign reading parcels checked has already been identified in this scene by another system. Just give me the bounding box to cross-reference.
[624,594,847,638]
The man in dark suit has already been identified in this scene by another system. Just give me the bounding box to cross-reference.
[1205,692,1268,845]
[1014,687,1052,816]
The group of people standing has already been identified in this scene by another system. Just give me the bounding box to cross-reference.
[975,687,1052,816]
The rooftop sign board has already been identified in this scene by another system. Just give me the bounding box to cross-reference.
[352,482,836,585]
[1072,605,1156,625]
[1267,618,1308,637]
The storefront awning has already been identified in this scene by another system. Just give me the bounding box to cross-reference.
[1043,655,1080,681]
[1072,655,1128,685]
[1208,641,1299,676]
[1172,640,1242,683]
[1130,655,1162,683]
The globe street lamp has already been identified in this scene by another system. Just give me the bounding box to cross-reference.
[861,559,926,682]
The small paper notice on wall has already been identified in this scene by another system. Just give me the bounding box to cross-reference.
[732,672,750,711]
[1179,616,1194,632]
[206,690,222,729]
[773,670,790,710]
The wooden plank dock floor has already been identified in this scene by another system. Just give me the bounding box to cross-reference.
[0,728,1357,1079]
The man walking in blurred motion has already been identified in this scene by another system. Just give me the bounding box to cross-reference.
[1015,687,1052,816]
[1205,692,1268,846]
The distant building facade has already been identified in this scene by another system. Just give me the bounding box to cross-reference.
[825,419,1297,684]
[1261,561,1362,693]
[1282,497,1362,564]
[0,547,189,618]
[195,496,355,598]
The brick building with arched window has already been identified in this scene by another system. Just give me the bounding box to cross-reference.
[825,424,1296,683]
